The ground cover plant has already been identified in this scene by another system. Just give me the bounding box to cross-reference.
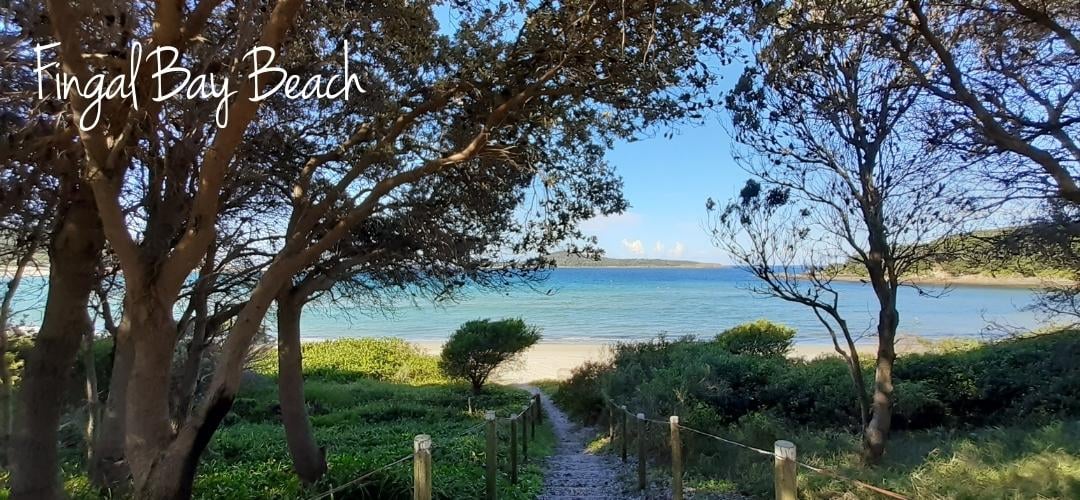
[552,322,1080,498]
[0,338,554,499]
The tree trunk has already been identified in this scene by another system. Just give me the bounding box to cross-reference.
[172,306,209,427]
[132,293,276,499]
[171,250,217,427]
[276,292,327,484]
[124,296,181,492]
[10,186,104,500]
[0,242,35,466]
[128,259,299,498]
[82,324,101,465]
[864,300,898,462]
[90,325,133,488]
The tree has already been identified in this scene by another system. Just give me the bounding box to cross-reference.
[440,318,542,393]
[712,0,972,461]
[25,0,739,496]
[267,142,622,482]
[883,0,1079,207]
[879,0,1080,339]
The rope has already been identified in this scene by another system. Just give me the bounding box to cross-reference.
[794,461,910,500]
[306,453,412,500]
[307,413,491,500]
[673,422,778,459]
[605,398,909,500]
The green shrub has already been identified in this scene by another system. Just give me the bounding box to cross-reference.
[715,319,795,357]
[552,361,611,425]
[440,318,541,393]
[555,329,1080,499]
[895,330,1080,426]
[766,356,863,426]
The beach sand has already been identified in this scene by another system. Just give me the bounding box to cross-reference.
[415,341,612,383]
[415,339,928,384]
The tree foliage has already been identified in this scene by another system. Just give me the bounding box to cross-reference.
[440,318,542,393]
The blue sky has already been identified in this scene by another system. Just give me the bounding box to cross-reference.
[432,6,748,263]
[582,113,745,264]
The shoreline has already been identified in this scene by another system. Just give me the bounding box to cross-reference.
[828,273,1073,288]
[411,338,934,384]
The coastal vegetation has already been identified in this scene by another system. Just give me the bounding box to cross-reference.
[0,337,554,499]
[827,226,1078,281]
[440,319,542,394]
[551,323,1080,498]
[0,0,1076,498]
[4,0,736,495]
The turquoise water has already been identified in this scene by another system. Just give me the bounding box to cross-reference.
[301,268,1042,345]
[8,268,1044,345]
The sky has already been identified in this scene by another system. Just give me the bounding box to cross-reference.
[582,121,746,264]
[430,5,749,264]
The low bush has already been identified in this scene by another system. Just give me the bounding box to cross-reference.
[561,326,1080,432]
[714,319,795,357]
[551,361,610,425]
[440,318,541,393]
[558,325,1080,498]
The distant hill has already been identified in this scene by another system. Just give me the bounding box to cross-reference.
[549,251,724,268]
[828,225,1076,283]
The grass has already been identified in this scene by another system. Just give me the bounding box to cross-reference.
[552,328,1080,499]
[192,377,555,499]
[583,416,1080,499]
[2,338,555,500]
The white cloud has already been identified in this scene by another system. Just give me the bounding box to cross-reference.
[621,239,645,256]
[653,241,665,256]
[668,241,686,258]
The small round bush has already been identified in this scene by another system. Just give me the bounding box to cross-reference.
[715,319,796,358]
[440,318,541,393]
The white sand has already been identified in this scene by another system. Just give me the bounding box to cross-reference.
[415,341,612,383]
[414,340,917,384]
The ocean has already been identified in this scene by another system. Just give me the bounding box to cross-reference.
[299,267,1043,345]
[6,268,1044,346]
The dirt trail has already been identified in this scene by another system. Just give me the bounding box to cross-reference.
[531,389,639,500]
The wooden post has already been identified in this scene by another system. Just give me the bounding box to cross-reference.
[636,413,646,491]
[619,405,628,463]
[774,440,797,500]
[510,415,519,485]
[608,403,615,441]
[485,411,497,500]
[670,416,683,500]
[530,400,537,440]
[533,394,542,423]
[521,405,529,462]
[413,434,432,500]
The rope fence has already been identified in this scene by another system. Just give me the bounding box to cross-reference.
[605,397,909,500]
[305,393,544,500]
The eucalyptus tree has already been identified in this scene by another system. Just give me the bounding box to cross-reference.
[31,0,739,497]
[712,0,971,461]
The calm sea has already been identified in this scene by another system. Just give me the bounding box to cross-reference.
[300,267,1042,345]
[7,268,1044,345]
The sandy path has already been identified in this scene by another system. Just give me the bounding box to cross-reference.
[529,388,633,500]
